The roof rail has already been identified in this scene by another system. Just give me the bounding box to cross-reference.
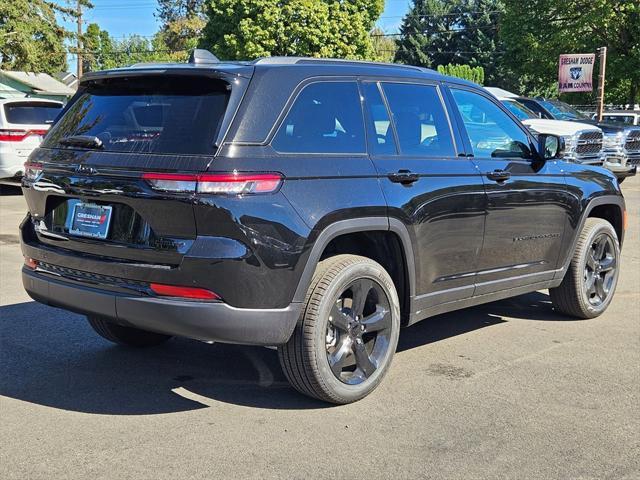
[188,49,220,65]
[252,56,425,72]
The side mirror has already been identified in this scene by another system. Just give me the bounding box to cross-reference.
[537,134,565,160]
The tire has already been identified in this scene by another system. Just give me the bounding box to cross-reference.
[87,316,172,347]
[550,218,620,319]
[278,254,401,404]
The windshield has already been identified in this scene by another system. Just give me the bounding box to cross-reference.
[43,76,230,155]
[602,114,636,126]
[539,100,589,121]
[501,100,536,120]
[4,102,62,125]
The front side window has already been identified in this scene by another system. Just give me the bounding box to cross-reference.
[272,81,365,154]
[451,89,532,159]
[501,100,536,121]
[518,98,549,119]
[382,83,455,157]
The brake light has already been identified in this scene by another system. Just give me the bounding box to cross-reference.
[150,283,221,300]
[0,129,48,142]
[24,162,43,181]
[142,172,283,194]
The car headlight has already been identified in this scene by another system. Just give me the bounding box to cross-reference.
[562,134,578,159]
[603,131,625,151]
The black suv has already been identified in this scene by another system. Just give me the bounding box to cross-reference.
[20,52,626,404]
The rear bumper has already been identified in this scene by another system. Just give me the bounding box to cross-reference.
[23,268,301,346]
[0,150,25,179]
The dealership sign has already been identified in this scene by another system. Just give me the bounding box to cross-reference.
[558,54,595,92]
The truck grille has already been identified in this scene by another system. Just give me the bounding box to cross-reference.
[576,131,603,156]
[625,129,640,153]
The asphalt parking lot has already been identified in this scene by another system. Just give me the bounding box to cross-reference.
[1,178,638,480]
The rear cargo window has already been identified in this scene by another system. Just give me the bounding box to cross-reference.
[4,102,62,125]
[43,76,230,155]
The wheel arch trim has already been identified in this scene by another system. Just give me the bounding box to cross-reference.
[292,217,416,305]
[557,194,625,279]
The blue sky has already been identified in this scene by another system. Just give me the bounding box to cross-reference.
[57,0,411,72]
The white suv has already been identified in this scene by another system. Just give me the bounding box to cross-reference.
[0,98,63,180]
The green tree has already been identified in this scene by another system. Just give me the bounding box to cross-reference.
[155,0,206,54]
[437,63,485,84]
[502,0,640,105]
[0,0,90,73]
[394,0,505,84]
[370,27,397,63]
[199,0,385,60]
[82,23,114,72]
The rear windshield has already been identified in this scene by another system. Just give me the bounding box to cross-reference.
[43,76,230,155]
[4,102,62,125]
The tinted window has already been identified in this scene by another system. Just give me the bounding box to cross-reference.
[539,100,588,120]
[501,100,536,121]
[518,98,549,119]
[602,115,635,126]
[43,76,229,155]
[451,89,532,159]
[4,102,62,125]
[272,82,365,154]
[382,83,455,157]
[362,82,397,155]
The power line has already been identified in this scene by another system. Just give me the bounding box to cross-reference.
[372,25,499,37]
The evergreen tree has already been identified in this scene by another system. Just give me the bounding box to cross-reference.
[155,0,206,53]
[82,23,114,73]
[395,0,505,84]
[0,0,91,73]
[437,63,485,84]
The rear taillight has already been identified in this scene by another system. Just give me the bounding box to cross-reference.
[0,129,48,142]
[150,283,221,300]
[24,257,38,270]
[142,172,283,194]
[24,162,43,181]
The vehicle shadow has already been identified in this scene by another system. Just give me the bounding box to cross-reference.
[0,291,571,414]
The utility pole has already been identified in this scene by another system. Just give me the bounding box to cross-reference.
[596,46,607,122]
[76,0,83,79]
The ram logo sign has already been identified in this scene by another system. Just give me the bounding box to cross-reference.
[559,54,595,92]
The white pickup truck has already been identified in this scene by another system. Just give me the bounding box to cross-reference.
[485,87,605,165]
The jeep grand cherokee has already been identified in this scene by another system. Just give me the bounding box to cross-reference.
[20,51,626,404]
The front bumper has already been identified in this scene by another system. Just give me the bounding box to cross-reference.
[603,150,640,179]
[23,268,301,345]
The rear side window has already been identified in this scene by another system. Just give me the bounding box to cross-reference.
[4,102,62,125]
[272,81,365,154]
[43,76,230,155]
[381,83,455,157]
[361,82,397,155]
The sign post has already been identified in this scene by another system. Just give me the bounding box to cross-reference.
[596,47,607,122]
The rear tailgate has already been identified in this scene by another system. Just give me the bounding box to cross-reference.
[1,101,63,164]
[22,69,251,266]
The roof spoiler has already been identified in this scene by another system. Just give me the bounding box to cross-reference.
[188,49,220,65]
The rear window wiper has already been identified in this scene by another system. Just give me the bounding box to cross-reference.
[59,135,104,149]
